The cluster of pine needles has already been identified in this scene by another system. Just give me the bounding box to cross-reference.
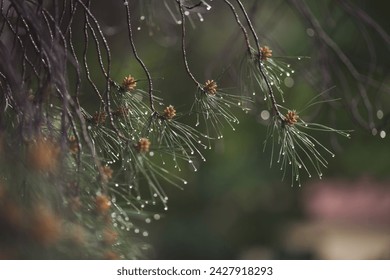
[0,0,349,259]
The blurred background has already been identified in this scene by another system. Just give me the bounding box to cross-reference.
[95,0,390,259]
[4,0,388,259]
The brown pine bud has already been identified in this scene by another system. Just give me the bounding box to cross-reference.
[27,138,60,172]
[99,166,113,183]
[285,110,299,126]
[164,105,176,120]
[203,80,218,95]
[95,194,111,214]
[122,75,137,91]
[137,138,151,153]
[92,111,107,125]
[260,46,272,61]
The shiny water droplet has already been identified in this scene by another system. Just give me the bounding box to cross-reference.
[377,110,384,119]
[154,214,161,220]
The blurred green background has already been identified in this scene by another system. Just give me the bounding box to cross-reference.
[89,0,390,259]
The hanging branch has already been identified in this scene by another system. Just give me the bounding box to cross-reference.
[235,0,284,122]
[287,0,375,130]
[223,0,251,54]
[176,0,201,88]
[123,0,157,114]
[76,0,124,140]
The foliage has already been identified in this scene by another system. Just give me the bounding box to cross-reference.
[1,0,387,259]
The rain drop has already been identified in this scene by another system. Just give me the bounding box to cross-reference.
[261,110,270,120]
[306,28,315,37]
[154,214,161,220]
[377,110,384,119]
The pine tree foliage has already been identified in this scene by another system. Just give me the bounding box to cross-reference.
[1,0,387,259]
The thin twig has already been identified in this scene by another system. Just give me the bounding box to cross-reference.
[223,0,251,54]
[123,0,157,113]
[176,0,201,88]
[235,0,284,121]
